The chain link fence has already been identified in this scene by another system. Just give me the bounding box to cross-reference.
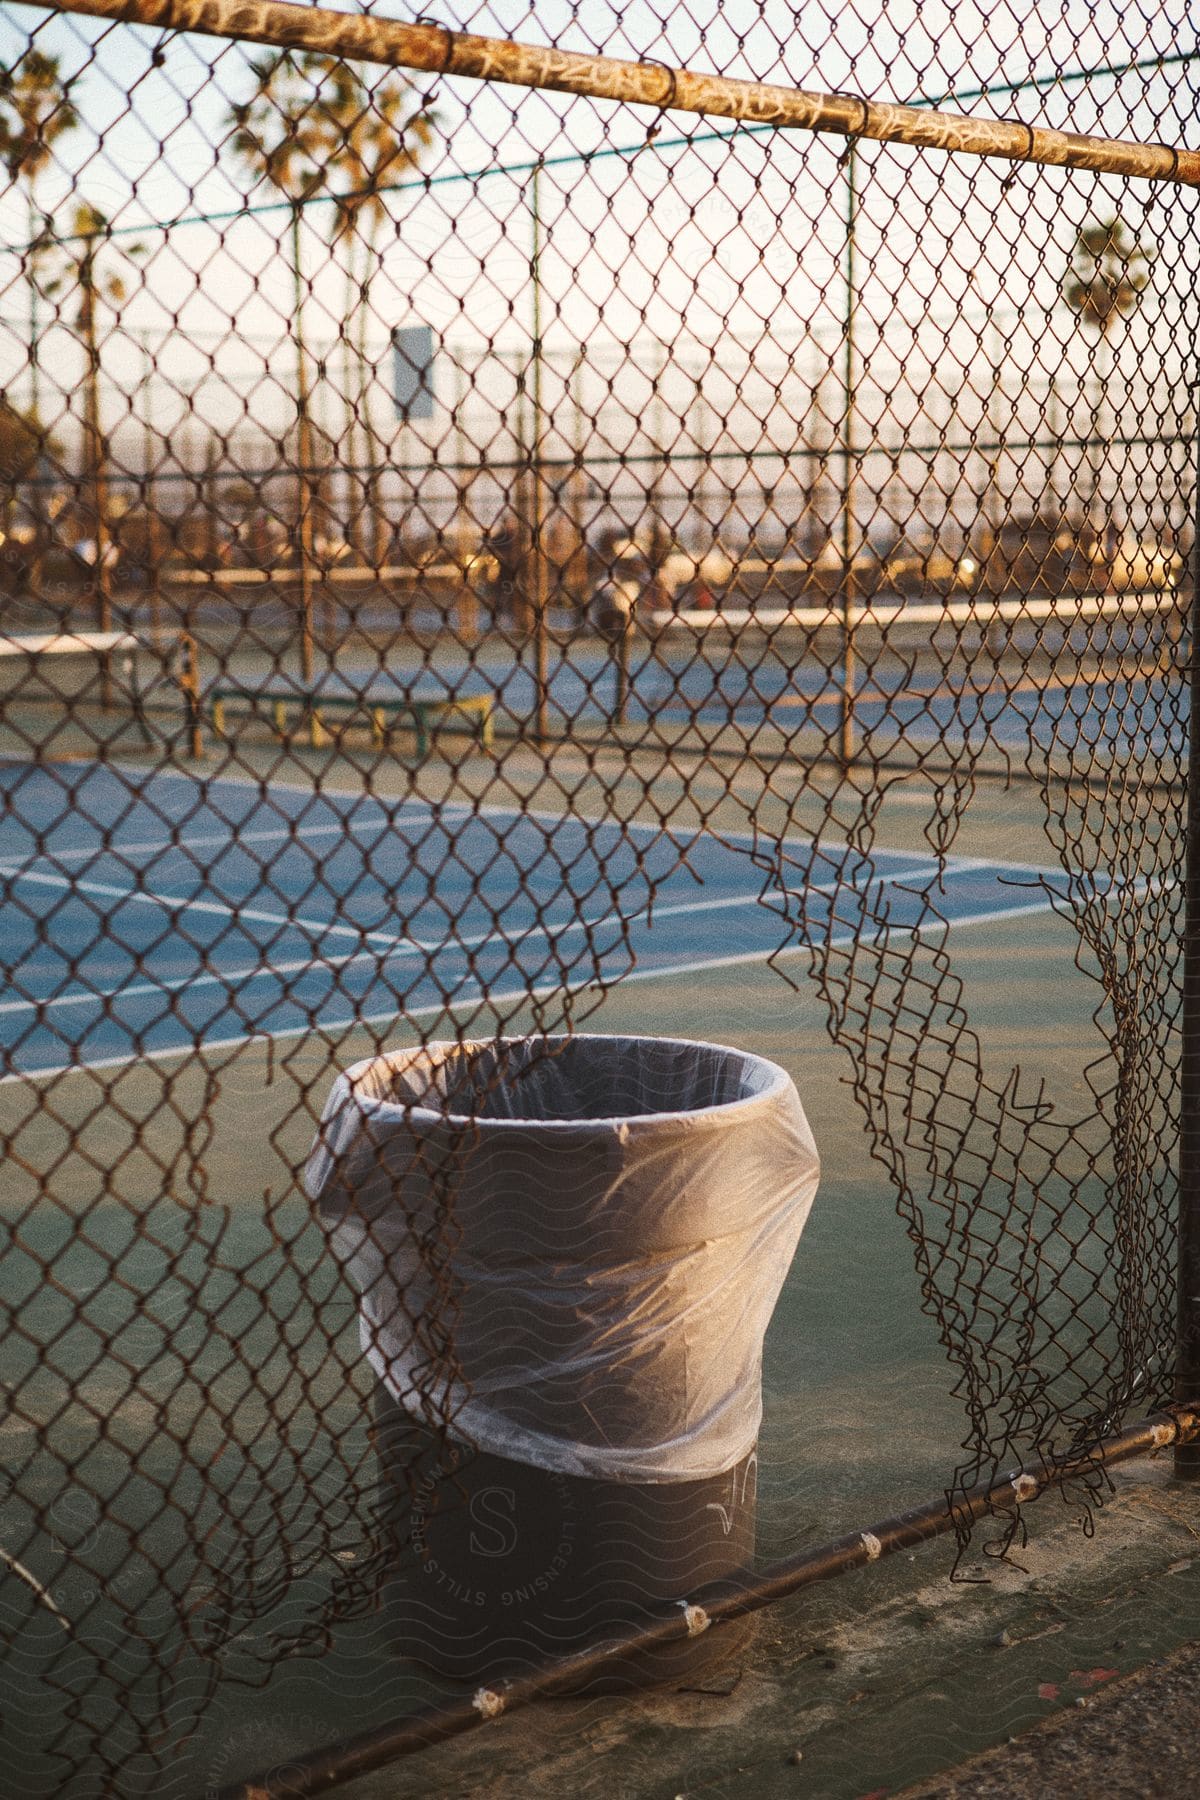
[1,2,1197,1793]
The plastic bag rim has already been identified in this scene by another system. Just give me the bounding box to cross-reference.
[334,1030,798,1135]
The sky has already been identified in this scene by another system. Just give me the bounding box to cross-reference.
[0,0,1194,539]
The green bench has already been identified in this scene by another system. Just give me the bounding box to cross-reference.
[208,683,495,757]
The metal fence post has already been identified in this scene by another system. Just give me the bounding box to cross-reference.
[454,358,478,641]
[837,139,859,770]
[530,158,550,744]
[290,197,317,685]
[1177,422,1200,1478]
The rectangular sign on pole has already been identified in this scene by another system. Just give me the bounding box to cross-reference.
[392,325,435,420]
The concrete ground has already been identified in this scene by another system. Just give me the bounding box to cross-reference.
[179,1446,1200,1800]
[898,1637,1200,1799]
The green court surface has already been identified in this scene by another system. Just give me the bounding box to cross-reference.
[3,733,1170,1800]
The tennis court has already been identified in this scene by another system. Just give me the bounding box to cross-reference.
[552,635,1179,758]
[174,584,1186,777]
[0,755,1114,1080]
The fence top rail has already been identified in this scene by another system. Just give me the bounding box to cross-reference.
[30,0,1200,189]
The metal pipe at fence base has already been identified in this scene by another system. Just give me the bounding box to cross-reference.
[214,1404,1200,1800]
[27,0,1200,190]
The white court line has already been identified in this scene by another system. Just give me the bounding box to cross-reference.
[0,883,781,1017]
[0,854,727,961]
[92,753,743,855]
[0,760,1119,1086]
[0,749,468,815]
[4,751,1075,883]
[4,813,578,951]
[1,773,965,970]
[0,808,440,873]
[461,793,1075,882]
[2,865,412,951]
[0,861,948,1021]
[3,874,1082,1086]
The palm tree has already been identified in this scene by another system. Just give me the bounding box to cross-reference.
[43,204,145,644]
[0,396,39,552]
[325,66,437,562]
[0,51,80,581]
[226,52,348,676]
[1060,217,1152,548]
[1062,217,1151,333]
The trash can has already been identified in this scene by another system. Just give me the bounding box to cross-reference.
[306,1034,819,1689]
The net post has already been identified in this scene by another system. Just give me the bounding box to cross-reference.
[613,614,631,725]
[1177,418,1200,1478]
[176,625,203,761]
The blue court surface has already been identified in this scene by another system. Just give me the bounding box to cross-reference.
[422,634,1186,759]
[637,657,1186,757]
[1,760,1115,1080]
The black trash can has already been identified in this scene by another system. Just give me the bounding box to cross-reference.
[307,1034,819,1689]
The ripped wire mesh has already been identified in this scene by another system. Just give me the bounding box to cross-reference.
[0,2,1196,1793]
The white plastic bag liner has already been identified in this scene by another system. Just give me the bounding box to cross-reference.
[306,1034,819,1483]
